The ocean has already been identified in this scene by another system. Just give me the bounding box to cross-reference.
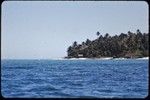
[1,59,149,98]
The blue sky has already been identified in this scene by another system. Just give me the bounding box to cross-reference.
[2,1,148,59]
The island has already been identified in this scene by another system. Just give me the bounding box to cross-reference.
[65,29,149,59]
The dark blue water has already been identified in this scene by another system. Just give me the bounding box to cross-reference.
[1,59,148,98]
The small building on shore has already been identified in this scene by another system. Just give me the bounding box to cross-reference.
[78,54,83,58]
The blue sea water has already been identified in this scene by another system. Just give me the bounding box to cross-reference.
[1,59,149,98]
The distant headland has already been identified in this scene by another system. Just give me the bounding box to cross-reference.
[65,29,149,59]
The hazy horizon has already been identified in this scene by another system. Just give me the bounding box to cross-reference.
[2,1,148,59]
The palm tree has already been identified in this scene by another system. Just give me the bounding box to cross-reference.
[73,41,77,47]
[136,29,141,34]
[96,31,100,36]
[104,33,109,38]
[86,39,91,45]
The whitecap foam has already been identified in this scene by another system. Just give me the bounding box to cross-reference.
[136,57,149,60]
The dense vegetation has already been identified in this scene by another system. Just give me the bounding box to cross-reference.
[66,29,149,58]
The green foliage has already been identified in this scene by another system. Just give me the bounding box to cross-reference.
[67,29,149,58]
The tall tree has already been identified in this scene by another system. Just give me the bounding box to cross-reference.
[85,39,91,45]
[104,33,109,39]
[96,31,100,36]
[73,41,77,47]
[136,29,141,34]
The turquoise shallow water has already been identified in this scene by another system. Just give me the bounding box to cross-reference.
[1,59,149,98]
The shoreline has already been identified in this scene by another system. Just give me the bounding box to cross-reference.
[62,57,149,60]
[2,57,149,60]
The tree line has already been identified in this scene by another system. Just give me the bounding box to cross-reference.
[66,29,149,58]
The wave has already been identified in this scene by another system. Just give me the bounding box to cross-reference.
[113,58,127,60]
[136,57,149,60]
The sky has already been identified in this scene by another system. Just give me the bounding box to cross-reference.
[1,1,149,59]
